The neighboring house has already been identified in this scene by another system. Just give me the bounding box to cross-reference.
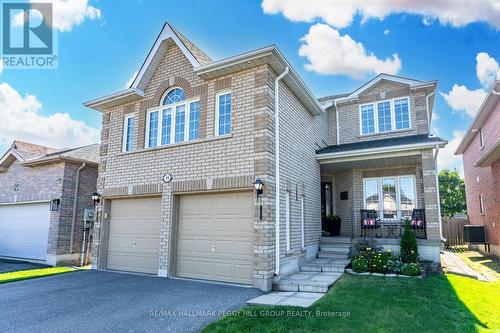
[84,22,446,292]
[455,81,500,258]
[0,140,99,265]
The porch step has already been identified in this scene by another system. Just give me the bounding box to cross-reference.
[300,258,349,273]
[318,251,351,259]
[320,237,352,244]
[272,272,342,293]
[319,245,351,254]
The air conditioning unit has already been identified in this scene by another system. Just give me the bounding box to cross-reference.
[463,225,486,243]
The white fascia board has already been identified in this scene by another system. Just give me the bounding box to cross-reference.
[0,149,23,166]
[316,141,447,161]
[83,88,144,111]
[131,22,201,90]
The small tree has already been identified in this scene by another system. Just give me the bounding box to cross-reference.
[400,219,418,263]
[439,169,467,218]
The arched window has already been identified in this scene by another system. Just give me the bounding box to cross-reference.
[162,88,186,105]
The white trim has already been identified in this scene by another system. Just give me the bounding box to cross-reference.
[285,190,291,252]
[359,96,411,136]
[317,140,447,161]
[0,200,51,206]
[479,194,485,215]
[300,195,305,250]
[215,90,231,136]
[122,114,135,152]
[479,128,485,150]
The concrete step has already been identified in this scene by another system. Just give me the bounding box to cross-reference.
[319,245,351,254]
[320,237,352,244]
[300,258,349,273]
[273,272,342,293]
[317,251,350,259]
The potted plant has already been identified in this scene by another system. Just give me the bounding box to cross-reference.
[325,215,342,236]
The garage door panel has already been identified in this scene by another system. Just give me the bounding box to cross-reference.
[177,191,254,285]
[0,202,50,261]
[107,197,161,274]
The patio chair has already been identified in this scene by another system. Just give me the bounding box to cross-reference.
[411,209,426,239]
[360,209,382,238]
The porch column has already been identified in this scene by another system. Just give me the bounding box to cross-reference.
[352,169,363,238]
[421,150,440,240]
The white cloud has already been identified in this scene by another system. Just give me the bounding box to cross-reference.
[440,85,487,117]
[476,52,500,89]
[14,0,101,32]
[383,29,390,35]
[441,52,499,117]
[125,71,138,89]
[298,23,401,78]
[438,130,464,175]
[261,0,500,29]
[0,82,100,149]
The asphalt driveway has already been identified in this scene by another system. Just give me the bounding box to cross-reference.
[0,259,49,273]
[0,270,262,333]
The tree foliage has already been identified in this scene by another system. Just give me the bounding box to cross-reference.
[438,169,467,218]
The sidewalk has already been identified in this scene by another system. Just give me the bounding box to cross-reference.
[441,250,490,281]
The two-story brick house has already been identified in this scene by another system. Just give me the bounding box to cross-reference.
[456,81,500,258]
[85,23,446,292]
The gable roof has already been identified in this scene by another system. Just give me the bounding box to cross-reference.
[0,141,99,171]
[84,23,324,115]
[455,80,500,155]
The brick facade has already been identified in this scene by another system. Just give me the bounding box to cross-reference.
[0,159,98,265]
[462,103,500,256]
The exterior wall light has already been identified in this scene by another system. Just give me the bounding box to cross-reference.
[253,179,264,220]
[50,198,60,211]
[91,192,101,205]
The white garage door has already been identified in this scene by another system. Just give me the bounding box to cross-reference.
[107,197,161,274]
[0,202,51,261]
[176,191,254,285]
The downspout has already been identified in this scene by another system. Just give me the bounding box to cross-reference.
[334,100,340,146]
[425,92,435,134]
[70,162,86,253]
[433,145,446,242]
[274,66,289,276]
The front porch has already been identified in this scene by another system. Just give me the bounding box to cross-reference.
[317,138,445,244]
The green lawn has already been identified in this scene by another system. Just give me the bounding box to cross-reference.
[0,267,76,284]
[204,274,500,333]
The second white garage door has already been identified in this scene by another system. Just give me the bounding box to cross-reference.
[176,191,254,285]
[0,202,50,261]
[107,197,161,274]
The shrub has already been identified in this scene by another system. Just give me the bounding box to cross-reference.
[354,238,382,258]
[352,255,369,273]
[369,250,391,273]
[400,219,418,263]
[401,263,421,276]
[388,258,403,273]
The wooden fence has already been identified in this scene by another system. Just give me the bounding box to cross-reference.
[441,217,468,247]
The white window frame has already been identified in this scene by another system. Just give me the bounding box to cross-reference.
[362,175,417,220]
[145,87,199,148]
[285,190,291,251]
[359,96,411,135]
[479,128,485,149]
[122,114,135,152]
[215,90,232,136]
[479,194,484,214]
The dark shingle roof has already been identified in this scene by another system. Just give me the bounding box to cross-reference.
[316,134,447,155]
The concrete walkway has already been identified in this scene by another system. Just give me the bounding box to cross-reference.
[441,250,489,281]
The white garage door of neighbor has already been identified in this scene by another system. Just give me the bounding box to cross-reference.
[177,191,254,285]
[0,202,51,261]
[107,197,161,274]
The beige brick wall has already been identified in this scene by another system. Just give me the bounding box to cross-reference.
[331,80,430,145]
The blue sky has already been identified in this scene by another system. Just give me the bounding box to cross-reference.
[1,0,500,174]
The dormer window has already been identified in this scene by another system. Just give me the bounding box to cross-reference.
[146,87,200,148]
[360,97,410,135]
